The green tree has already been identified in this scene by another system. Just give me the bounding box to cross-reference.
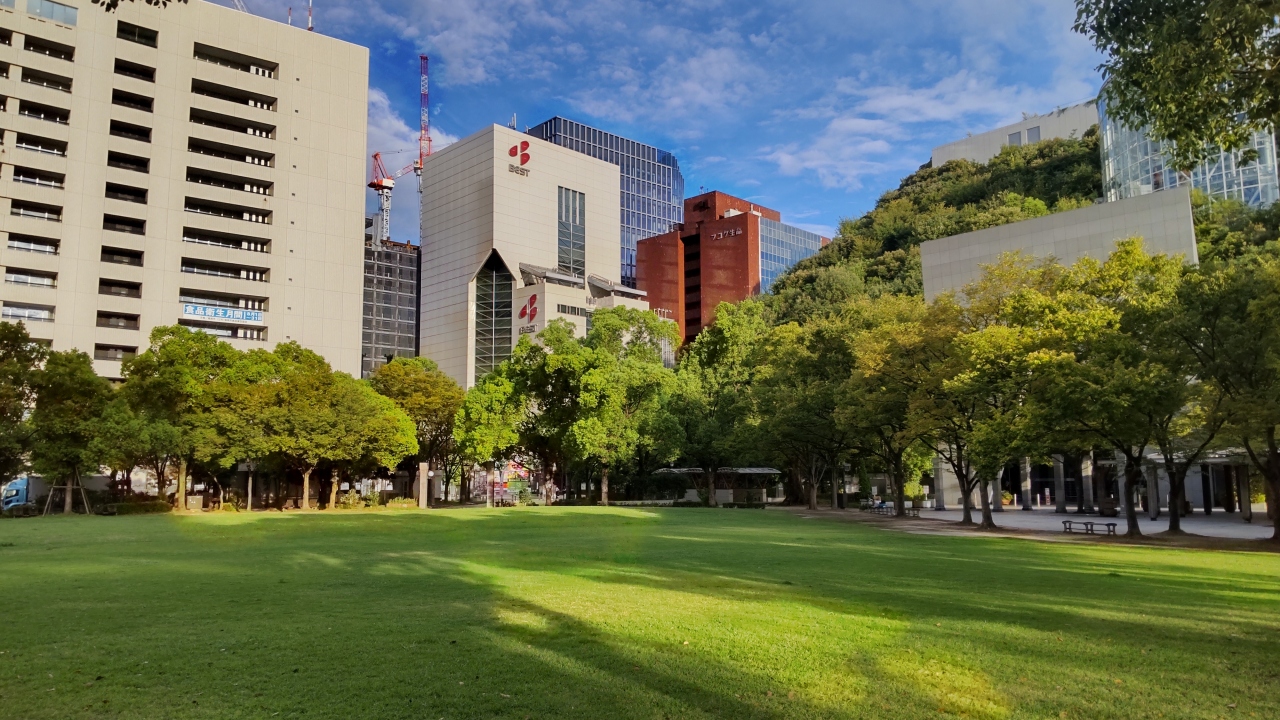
[325,374,418,508]
[197,349,286,510]
[569,307,678,505]
[670,300,770,506]
[1028,241,1198,537]
[1074,0,1280,170]
[453,371,521,503]
[840,294,932,517]
[270,343,340,510]
[369,356,465,500]
[89,397,151,493]
[122,326,241,507]
[29,351,112,514]
[0,322,47,485]
[755,318,859,510]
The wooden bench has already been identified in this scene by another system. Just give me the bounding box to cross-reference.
[1062,520,1117,536]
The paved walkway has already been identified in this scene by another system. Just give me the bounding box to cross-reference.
[921,504,1273,540]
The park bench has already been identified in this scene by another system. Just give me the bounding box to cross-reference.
[868,505,920,518]
[1062,520,1117,536]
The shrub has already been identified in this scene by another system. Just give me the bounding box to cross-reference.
[114,501,171,515]
[903,480,924,501]
[517,487,532,505]
[1001,491,1014,505]
[335,490,364,510]
[385,496,416,509]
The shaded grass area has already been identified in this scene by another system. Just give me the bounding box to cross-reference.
[0,507,1277,719]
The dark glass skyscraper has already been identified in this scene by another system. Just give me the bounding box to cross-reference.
[528,117,684,287]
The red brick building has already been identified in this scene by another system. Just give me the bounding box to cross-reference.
[636,191,828,343]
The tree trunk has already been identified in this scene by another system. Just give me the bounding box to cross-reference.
[806,480,817,510]
[63,475,74,515]
[301,467,312,510]
[601,466,609,507]
[707,468,719,507]
[978,477,996,529]
[1121,462,1143,537]
[175,458,189,511]
[831,467,839,510]
[959,480,975,525]
[327,477,338,509]
[1167,470,1186,534]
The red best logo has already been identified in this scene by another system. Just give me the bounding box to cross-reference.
[519,293,538,322]
[509,140,530,166]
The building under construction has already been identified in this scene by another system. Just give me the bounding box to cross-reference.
[362,217,419,378]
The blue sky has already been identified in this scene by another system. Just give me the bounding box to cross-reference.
[221,0,1103,245]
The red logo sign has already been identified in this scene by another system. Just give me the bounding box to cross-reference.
[509,140,530,166]
[518,293,538,322]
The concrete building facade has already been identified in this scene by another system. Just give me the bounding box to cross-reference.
[930,101,1098,167]
[0,0,369,377]
[419,124,647,388]
[637,191,826,343]
[920,186,1198,302]
[527,116,684,288]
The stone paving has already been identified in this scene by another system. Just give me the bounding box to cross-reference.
[919,504,1273,540]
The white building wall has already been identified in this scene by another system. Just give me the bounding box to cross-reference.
[0,0,368,376]
[419,124,622,387]
[931,101,1099,166]
[920,186,1197,301]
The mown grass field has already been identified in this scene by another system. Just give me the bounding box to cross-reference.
[0,506,1277,719]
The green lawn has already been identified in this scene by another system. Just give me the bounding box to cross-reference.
[0,507,1277,719]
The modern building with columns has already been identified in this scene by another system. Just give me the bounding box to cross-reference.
[921,186,1259,518]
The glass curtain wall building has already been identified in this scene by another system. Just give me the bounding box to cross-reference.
[528,117,684,288]
[759,219,826,293]
[1099,97,1280,207]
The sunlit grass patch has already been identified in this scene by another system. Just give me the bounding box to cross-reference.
[0,508,1276,719]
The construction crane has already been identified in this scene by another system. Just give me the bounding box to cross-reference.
[367,152,417,249]
[367,55,433,249]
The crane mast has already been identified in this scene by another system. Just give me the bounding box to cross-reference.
[367,56,432,249]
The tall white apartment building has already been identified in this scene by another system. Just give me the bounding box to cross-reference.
[0,0,368,377]
[419,124,649,388]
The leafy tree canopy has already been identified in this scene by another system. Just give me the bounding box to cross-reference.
[1075,0,1280,170]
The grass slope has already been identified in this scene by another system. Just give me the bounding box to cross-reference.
[0,507,1277,719]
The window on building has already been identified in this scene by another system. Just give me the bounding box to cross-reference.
[105,183,147,204]
[109,120,151,143]
[557,187,586,278]
[101,247,143,266]
[103,215,145,235]
[27,0,77,26]
[13,166,64,188]
[2,302,55,323]
[94,344,137,362]
[107,151,150,173]
[114,59,155,82]
[112,89,153,113]
[1007,131,1022,147]
[5,269,57,288]
[117,21,157,47]
[96,311,139,330]
[6,233,59,255]
[23,35,74,62]
[474,253,513,378]
[98,279,141,298]
[1026,126,1041,144]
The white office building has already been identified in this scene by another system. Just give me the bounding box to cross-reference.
[931,101,1099,167]
[0,0,369,376]
[419,124,649,388]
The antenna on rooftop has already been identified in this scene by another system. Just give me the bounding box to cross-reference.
[287,7,291,24]
[508,113,518,130]
[231,0,249,11]
[307,0,314,31]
